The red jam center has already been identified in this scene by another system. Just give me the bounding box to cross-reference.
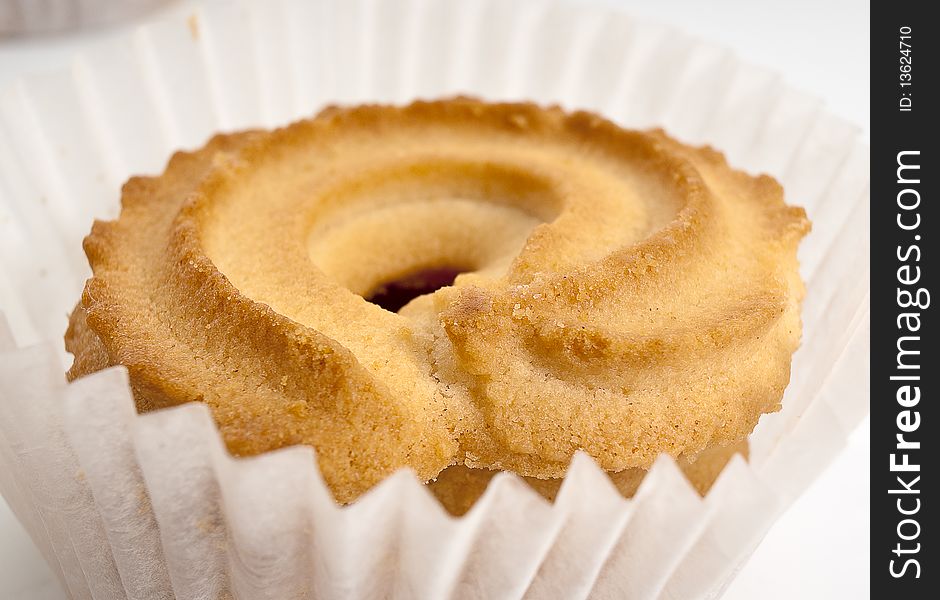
[366,267,464,313]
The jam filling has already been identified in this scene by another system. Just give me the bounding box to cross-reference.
[366,267,465,312]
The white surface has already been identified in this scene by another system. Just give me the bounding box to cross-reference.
[725,417,870,600]
[0,0,870,598]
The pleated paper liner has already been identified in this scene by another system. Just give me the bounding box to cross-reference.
[0,0,171,34]
[0,0,869,598]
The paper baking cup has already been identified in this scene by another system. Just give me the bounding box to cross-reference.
[0,0,869,598]
[0,0,171,34]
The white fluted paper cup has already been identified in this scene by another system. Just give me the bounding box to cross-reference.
[0,0,869,598]
[0,0,171,34]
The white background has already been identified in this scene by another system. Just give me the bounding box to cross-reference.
[0,0,870,598]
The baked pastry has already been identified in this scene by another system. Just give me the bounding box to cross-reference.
[65,98,809,503]
[430,440,748,516]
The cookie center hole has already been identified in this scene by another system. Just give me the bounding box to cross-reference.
[365,267,466,313]
[306,160,563,312]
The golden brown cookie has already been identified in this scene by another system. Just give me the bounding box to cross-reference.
[66,99,809,503]
[429,441,749,516]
